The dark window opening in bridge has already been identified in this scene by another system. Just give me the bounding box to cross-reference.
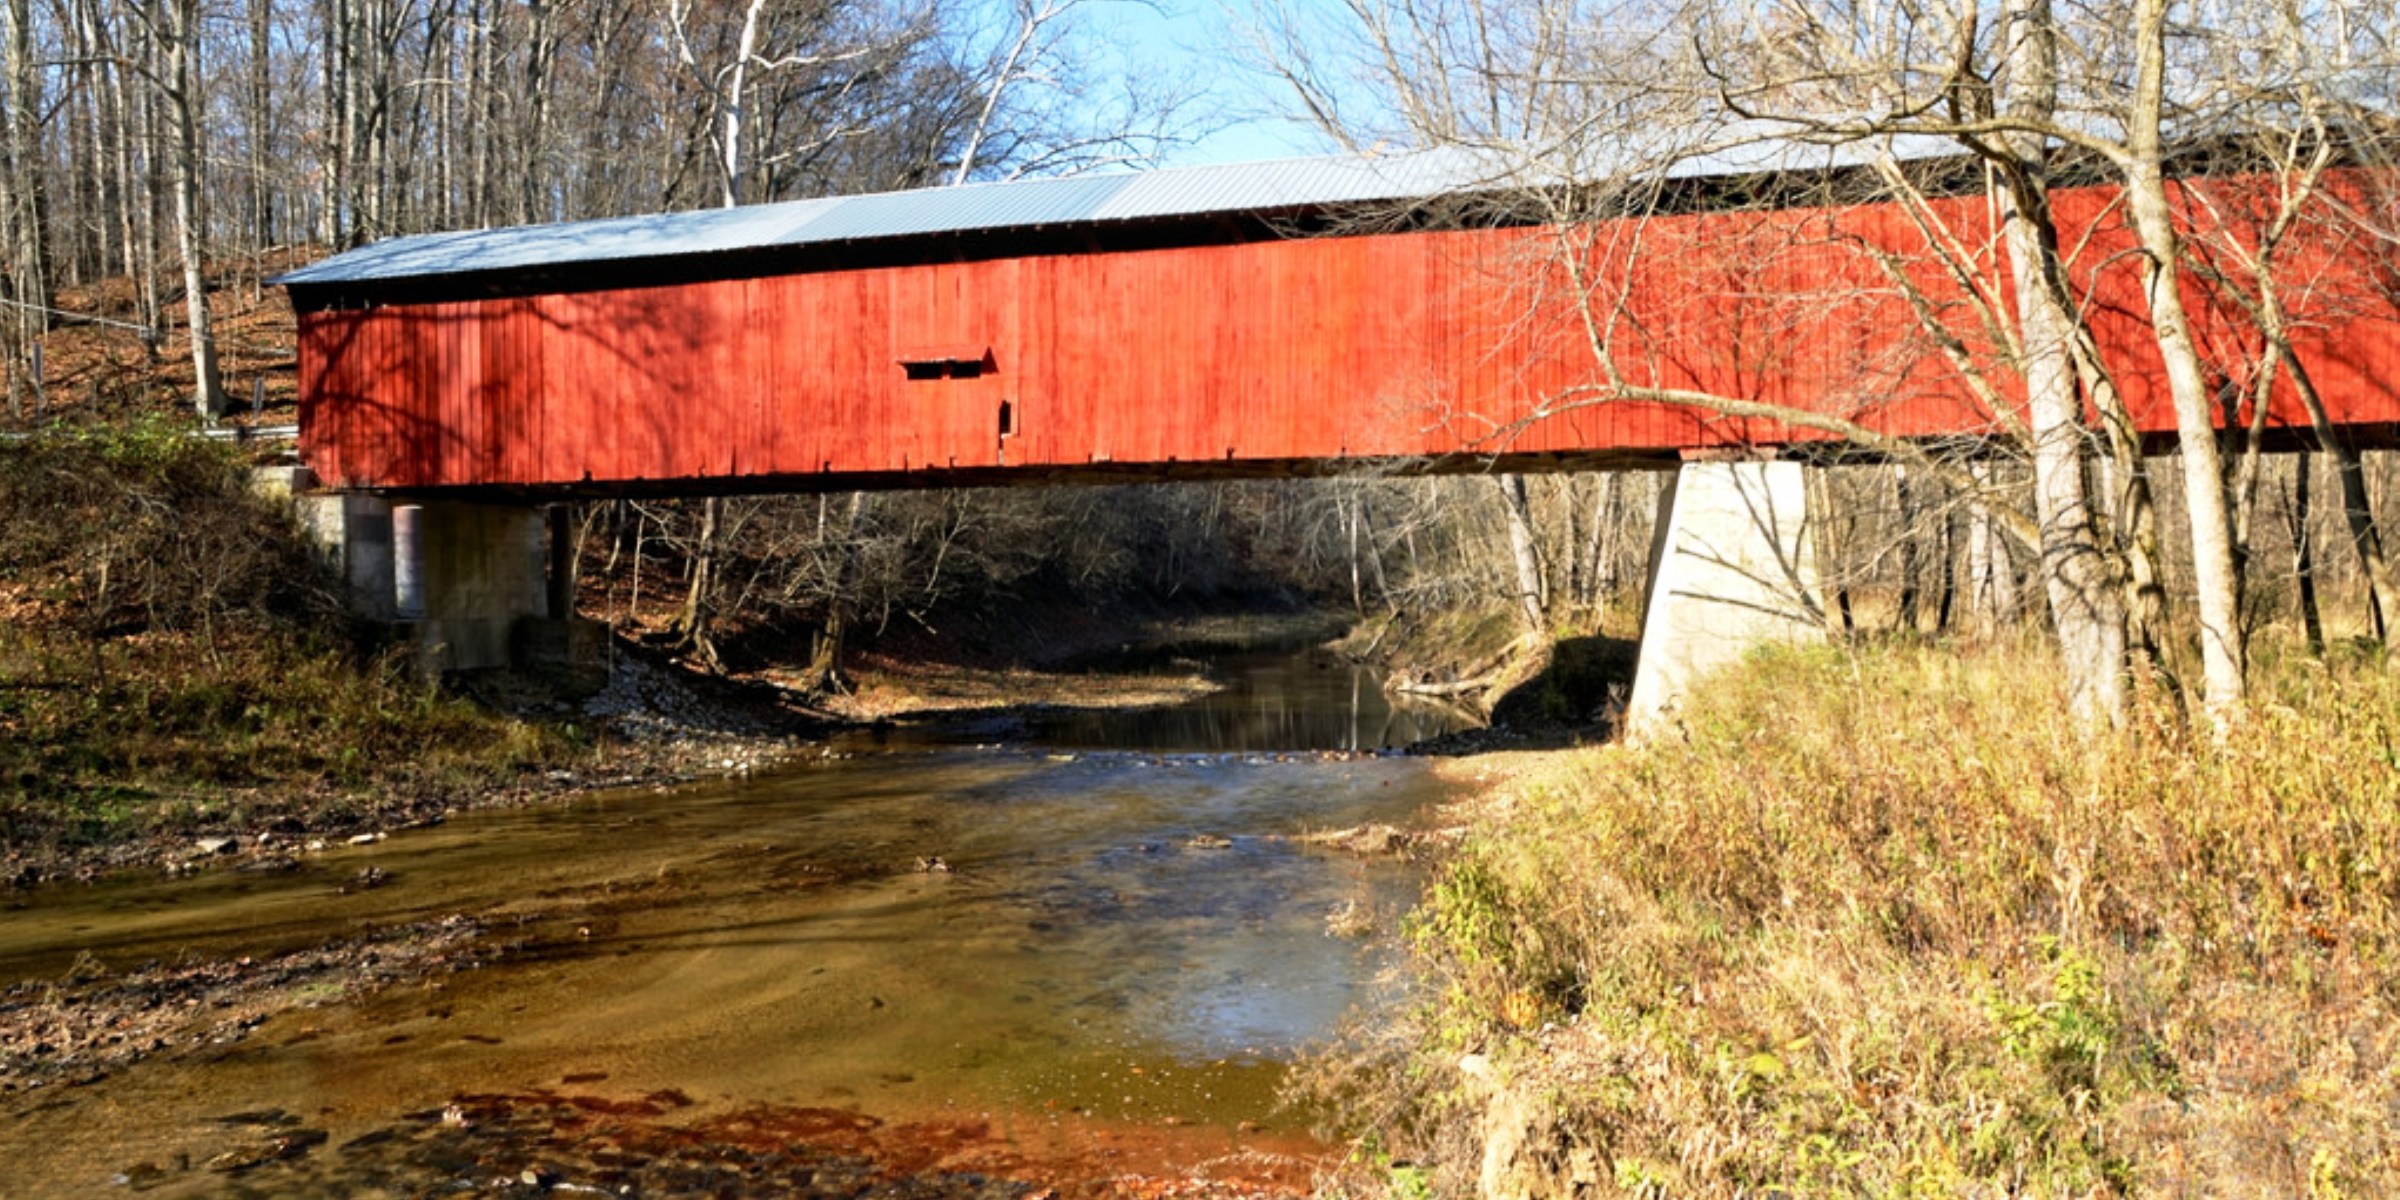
[998,400,1016,438]
[899,346,992,380]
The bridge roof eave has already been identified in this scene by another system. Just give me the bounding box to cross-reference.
[275,131,1976,308]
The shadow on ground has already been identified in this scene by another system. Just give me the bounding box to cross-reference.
[1410,634,1639,755]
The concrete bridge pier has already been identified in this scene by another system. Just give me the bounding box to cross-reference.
[392,500,606,684]
[286,476,602,683]
[1625,458,1824,738]
[288,481,400,621]
[392,501,549,672]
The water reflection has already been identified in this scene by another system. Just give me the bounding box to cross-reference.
[1031,649,1476,751]
[836,647,1479,754]
[0,647,1459,1195]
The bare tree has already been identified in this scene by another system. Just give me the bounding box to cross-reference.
[1266,0,2400,723]
[2117,0,2245,712]
[0,0,46,418]
[1495,474,1548,635]
[1991,0,2128,722]
[130,0,226,420]
[2171,28,2400,650]
[947,0,1193,183]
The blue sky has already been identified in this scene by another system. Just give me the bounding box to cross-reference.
[1070,0,1353,166]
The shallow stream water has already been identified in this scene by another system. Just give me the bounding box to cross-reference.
[0,647,1474,1197]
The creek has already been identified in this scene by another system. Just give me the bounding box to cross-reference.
[0,645,1474,1197]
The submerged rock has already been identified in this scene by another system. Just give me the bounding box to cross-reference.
[204,1128,326,1174]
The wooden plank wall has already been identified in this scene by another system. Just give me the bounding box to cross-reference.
[297,176,2400,492]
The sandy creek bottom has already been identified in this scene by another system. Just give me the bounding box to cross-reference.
[0,651,1467,1197]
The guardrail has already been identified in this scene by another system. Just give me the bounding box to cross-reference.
[197,423,299,443]
[1,423,298,444]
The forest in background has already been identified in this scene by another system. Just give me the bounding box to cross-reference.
[0,0,1202,418]
[6,0,2400,691]
[8,4,2400,1189]
[7,1,2398,698]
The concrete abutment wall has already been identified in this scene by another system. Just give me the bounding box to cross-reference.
[271,467,599,682]
[405,500,549,673]
[1625,460,1825,737]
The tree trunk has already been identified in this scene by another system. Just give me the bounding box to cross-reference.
[1998,0,2125,726]
[322,0,348,244]
[1495,474,1546,637]
[2252,276,2400,646]
[4,0,52,330]
[2126,0,2245,716]
[2053,236,2166,653]
[2292,453,2323,654]
[520,0,556,222]
[1895,465,1921,632]
[2091,441,2167,661]
[90,0,153,336]
[432,0,456,228]
[247,0,273,257]
[2230,353,2278,568]
[1934,478,1958,633]
[1807,467,1855,636]
[1346,490,1366,616]
[1562,476,1587,606]
[65,1,103,284]
[1966,462,2019,635]
[804,492,867,693]
[1586,472,1619,606]
[675,497,723,670]
[466,0,490,227]
[718,0,767,207]
[0,0,23,420]
[157,0,227,420]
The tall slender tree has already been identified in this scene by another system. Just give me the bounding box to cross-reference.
[135,0,227,419]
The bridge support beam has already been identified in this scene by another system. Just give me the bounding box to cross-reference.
[1626,459,1824,738]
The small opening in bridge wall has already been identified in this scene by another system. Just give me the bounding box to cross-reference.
[998,400,1015,438]
[899,346,993,381]
[905,361,982,381]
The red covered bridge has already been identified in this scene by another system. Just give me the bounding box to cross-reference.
[276,146,2400,706]
[279,147,2400,499]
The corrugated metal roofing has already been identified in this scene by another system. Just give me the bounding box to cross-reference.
[275,132,1960,288]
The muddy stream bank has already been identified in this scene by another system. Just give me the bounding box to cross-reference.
[0,644,1476,1197]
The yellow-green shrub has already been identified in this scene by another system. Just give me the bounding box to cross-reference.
[1317,638,2400,1197]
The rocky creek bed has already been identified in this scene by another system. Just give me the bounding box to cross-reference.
[133,1091,1326,1199]
[2,629,1486,1198]
[0,917,494,1098]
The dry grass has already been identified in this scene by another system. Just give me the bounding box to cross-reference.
[1307,636,2400,1198]
[0,428,580,856]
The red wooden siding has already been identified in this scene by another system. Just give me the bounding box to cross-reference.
[296,175,2400,493]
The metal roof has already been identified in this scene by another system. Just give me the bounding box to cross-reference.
[276,132,1962,289]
